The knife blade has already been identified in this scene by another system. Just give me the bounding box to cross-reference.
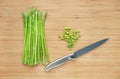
[45,38,108,71]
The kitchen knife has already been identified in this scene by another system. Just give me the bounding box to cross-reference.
[45,38,108,71]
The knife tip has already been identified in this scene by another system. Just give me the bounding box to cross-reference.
[104,38,109,41]
[101,38,109,44]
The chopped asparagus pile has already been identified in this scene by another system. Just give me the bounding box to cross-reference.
[59,27,80,50]
[22,7,50,67]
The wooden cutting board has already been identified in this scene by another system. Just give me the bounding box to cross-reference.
[0,0,120,79]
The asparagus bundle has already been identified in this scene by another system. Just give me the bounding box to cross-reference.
[22,7,50,67]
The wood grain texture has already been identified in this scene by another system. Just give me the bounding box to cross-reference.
[0,0,120,79]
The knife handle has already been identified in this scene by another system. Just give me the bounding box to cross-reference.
[45,54,74,71]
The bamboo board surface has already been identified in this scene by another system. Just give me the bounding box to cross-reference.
[0,0,120,79]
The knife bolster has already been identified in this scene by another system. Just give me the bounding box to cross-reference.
[69,54,76,60]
